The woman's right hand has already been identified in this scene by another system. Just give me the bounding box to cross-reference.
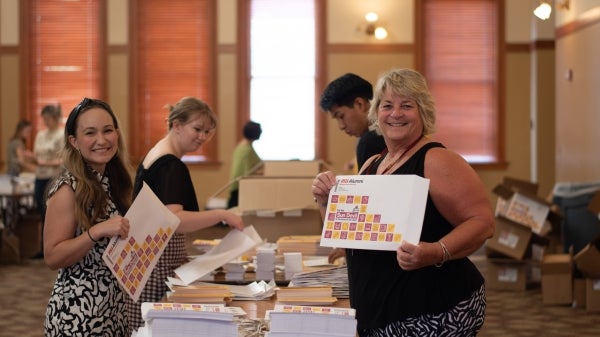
[92,215,130,240]
[312,171,337,206]
[221,211,244,231]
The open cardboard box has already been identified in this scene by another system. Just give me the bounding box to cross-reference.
[493,178,562,236]
[573,234,600,279]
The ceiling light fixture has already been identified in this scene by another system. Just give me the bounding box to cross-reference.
[534,1,552,20]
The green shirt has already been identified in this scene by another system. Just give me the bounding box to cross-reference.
[229,142,261,192]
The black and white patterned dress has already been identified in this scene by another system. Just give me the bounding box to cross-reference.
[44,171,130,337]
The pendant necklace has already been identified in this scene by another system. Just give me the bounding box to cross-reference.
[380,135,423,175]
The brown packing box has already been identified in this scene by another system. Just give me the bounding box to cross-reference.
[587,190,600,214]
[238,177,315,212]
[493,179,562,235]
[486,216,543,260]
[541,254,573,305]
[573,235,600,278]
[262,160,324,177]
[486,258,539,291]
[500,176,539,195]
[238,177,324,243]
[573,278,586,308]
[585,279,600,312]
[242,209,323,243]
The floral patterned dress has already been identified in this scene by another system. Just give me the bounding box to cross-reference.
[44,171,130,337]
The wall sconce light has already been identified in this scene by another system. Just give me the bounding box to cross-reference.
[533,1,552,20]
[361,12,388,40]
[533,0,569,20]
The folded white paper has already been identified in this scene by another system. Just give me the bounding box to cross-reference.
[174,225,263,285]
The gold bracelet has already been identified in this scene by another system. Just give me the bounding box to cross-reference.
[87,228,98,243]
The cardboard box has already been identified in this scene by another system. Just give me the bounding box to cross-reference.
[573,278,586,308]
[586,190,600,215]
[238,177,315,212]
[486,216,548,260]
[493,178,562,235]
[500,176,539,195]
[262,160,324,177]
[486,258,539,291]
[585,279,600,312]
[242,209,323,243]
[573,235,600,278]
[541,254,573,305]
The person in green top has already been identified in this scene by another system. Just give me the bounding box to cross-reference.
[227,120,262,208]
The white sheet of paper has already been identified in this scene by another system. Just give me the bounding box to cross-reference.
[320,175,429,251]
[174,225,263,285]
[102,182,180,302]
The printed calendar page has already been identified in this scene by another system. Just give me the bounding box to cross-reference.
[320,175,429,251]
[103,182,180,302]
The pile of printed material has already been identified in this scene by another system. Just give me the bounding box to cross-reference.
[265,304,357,337]
[132,302,246,337]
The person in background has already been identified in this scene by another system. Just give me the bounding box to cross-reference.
[32,104,64,258]
[127,96,244,330]
[43,98,133,336]
[227,120,263,209]
[319,73,386,172]
[6,120,37,176]
[311,68,495,336]
[320,73,386,264]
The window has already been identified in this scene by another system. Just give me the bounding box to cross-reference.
[243,0,318,160]
[417,0,502,164]
[25,0,103,132]
[130,0,216,162]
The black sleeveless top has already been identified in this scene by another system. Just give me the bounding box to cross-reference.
[346,142,484,330]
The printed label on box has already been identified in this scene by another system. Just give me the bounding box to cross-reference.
[498,230,520,249]
[498,267,519,283]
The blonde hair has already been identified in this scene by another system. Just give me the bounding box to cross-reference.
[165,97,217,131]
[368,68,436,136]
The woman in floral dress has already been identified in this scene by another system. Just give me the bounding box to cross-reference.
[43,98,133,336]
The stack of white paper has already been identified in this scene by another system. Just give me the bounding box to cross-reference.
[223,261,246,281]
[265,304,357,337]
[139,303,240,337]
[255,245,276,281]
[227,280,277,301]
[288,266,349,298]
[283,252,303,280]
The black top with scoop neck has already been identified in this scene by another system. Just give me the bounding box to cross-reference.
[346,142,484,330]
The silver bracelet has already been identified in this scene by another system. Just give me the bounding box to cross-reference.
[434,240,451,267]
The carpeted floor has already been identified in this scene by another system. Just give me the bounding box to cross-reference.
[1,255,599,336]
